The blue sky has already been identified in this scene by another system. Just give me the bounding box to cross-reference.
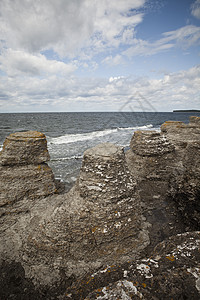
[0,0,199,112]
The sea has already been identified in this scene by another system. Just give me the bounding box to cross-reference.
[1,112,200,191]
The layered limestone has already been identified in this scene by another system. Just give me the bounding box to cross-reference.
[163,116,200,229]
[126,129,186,250]
[0,131,50,166]
[0,141,149,291]
[161,117,200,146]
[76,143,147,258]
[126,130,176,195]
[0,131,56,222]
[0,118,200,299]
[130,130,175,157]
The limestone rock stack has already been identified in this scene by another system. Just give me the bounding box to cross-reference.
[130,130,175,156]
[162,117,200,229]
[17,142,148,287]
[0,118,199,298]
[126,130,176,201]
[161,117,200,147]
[77,143,147,257]
[0,131,56,213]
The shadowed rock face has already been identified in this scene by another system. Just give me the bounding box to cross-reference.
[163,117,200,229]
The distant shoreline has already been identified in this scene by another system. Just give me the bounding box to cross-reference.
[173,110,200,112]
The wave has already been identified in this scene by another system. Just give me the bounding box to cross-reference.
[50,155,83,162]
[48,124,153,145]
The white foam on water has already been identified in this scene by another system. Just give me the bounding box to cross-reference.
[50,155,83,162]
[48,124,153,145]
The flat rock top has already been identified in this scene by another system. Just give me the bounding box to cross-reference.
[84,143,123,158]
[7,131,46,140]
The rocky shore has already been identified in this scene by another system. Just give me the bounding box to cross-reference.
[0,116,199,299]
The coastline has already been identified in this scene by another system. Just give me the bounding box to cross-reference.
[0,116,200,299]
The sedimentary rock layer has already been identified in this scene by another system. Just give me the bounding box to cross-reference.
[0,131,56,225]
[0,131,50,166]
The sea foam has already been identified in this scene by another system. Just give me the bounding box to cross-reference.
[49,124,153,145]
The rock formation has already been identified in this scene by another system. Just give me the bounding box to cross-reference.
[125,130,182,249]
[0,117,200,299]
[0,131,57,231]
[84,231,200,300]
[161,116,200,229]
[0,139,149,297]
[126,130,176,196]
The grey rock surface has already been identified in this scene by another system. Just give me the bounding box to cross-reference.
[0,131,50,166]
[0,140,149,296]
[84,231,200,300]
[163,116,200,229]
[0,131,57,232]
[0,118,199,299]
[130,130,175,156]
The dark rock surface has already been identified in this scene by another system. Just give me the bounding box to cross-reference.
[162,116,200,229]
[126,130,183,252]
[0,117,200,299]
[84,231,200,300]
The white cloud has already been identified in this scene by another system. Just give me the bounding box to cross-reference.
[0,0,95,57]
[191,0,200,19]
[0,1,199,113]
[0,49,77,76]
[103,54,124,66]
[0,65,199,112]
[0,0,145,58]
[123,25,200,57]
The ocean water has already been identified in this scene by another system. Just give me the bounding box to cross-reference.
[0,112,200,190]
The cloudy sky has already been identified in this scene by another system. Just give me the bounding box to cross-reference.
[0,0,200,112]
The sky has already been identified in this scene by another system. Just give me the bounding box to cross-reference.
[0,0,200,112]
